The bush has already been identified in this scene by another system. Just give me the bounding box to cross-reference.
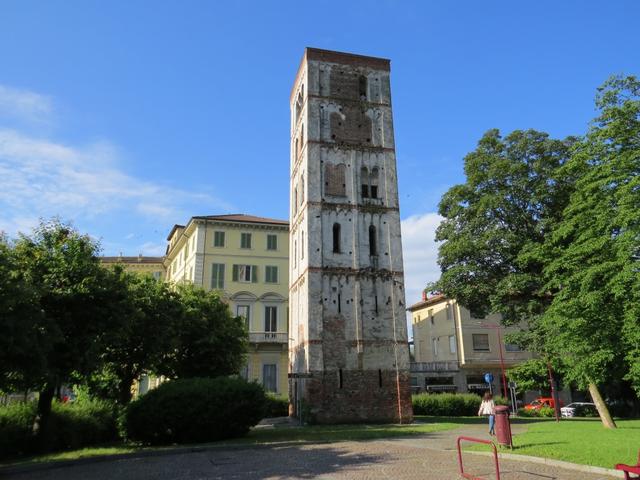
[46,399,119,450]
[412,393,511,416]
[0,398,119,459]
[124,377,266,445]
[264,393,289,418]
[517,406,555,417]
[0,401,36,458]
[412,393,481,416]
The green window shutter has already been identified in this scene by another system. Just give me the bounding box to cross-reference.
[251,265,257,283]
[273,266,278,283]
[218,264,225,288]
[232,264,239,282]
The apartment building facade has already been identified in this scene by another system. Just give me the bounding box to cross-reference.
[100,255,165,280]
[164,214,289,394]
[409,294,533,396]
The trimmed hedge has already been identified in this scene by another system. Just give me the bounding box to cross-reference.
[412,393,510,416]
[0,398,119,458]
[264,393,289,418]
[124,377,266,445]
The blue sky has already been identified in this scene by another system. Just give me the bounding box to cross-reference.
[1,0,638,305]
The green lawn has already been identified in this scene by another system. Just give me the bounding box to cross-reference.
[473,418,640,469]
[1,421,459,467]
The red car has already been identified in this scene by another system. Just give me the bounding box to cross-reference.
[524,397,563,411]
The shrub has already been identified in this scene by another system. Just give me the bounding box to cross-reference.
[0,398,119,459]
[124,377,266,445]
[412,393,481,416]
[264,393,289,418]
[46,399,119,451]
[517,406,555,417]
[0,401,36,458]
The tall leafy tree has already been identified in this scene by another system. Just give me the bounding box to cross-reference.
[160,284,248,379]
[11,220,125,446]
[101,270,182,404]
[434,128,576,329]
[0,236,45,393]
[540,75,640,427]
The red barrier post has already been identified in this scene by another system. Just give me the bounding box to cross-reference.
[457,436,501,480]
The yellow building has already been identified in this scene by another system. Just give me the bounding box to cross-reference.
[409,294,533,396]
[164,214,289,394]
[99,254,165,280]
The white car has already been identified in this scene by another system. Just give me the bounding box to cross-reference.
[560,402,597,418]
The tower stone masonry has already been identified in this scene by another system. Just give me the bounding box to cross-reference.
[289,48,413,423]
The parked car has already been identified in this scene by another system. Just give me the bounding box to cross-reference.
[561,402,598,418]
[524,397,564,411]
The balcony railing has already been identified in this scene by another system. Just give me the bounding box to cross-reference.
[410,361,459,373]
[249,332,288,344]
[426,385,457,392]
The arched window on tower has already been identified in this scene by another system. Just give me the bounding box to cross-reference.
[370,167,379,199]
[293,187,298,215]
[369,225,377,256]
[332,223,341,253]
[361,167,369,198]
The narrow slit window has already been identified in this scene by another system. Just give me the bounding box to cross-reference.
[332,223,341,253]
[358,75,367,99]
[374,295,378,314]
[369,225,377,256]
[338,293,341,313]
[378,369,383,388]
[339,369,343,389]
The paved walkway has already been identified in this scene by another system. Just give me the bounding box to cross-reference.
[4,424,619,480]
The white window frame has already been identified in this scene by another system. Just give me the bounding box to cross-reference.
[264,306,278,333]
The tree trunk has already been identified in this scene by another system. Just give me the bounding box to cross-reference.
[32,383,56,452]
[588,382,617,429]
[118,375,135,405]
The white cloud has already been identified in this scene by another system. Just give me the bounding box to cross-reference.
[0,85,53,125]
[0,84,234,239]
[401,212,443,308]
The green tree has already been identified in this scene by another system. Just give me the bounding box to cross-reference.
[101,270,182,404]
[0,236,45,393]
[11,220,126,447]
[160,284,248,379]
[540,75,640,428]
[434,128,575,329]
[507,359,555,393]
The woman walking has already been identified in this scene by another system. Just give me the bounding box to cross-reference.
[478,391,496,435]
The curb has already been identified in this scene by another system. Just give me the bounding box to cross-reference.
[468,450,624,478]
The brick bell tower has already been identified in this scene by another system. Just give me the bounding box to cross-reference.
[288,48,413,423]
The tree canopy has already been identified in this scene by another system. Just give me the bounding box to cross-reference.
[433,75,640,427]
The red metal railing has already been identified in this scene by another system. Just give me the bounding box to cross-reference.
[457,436,501,480]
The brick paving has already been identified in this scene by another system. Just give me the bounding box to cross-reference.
[4,424,618,480]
